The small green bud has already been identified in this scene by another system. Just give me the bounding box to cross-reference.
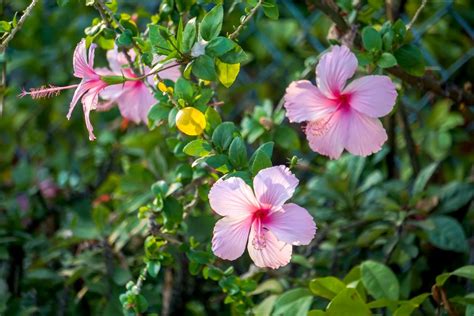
[289,156,298,169]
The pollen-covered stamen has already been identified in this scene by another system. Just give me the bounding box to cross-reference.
[251,209,270,250]
[19,84,79,99]
[305,116,333,137]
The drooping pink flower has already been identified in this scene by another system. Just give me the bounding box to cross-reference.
[209,165,316,269]
[66,39,112,141]
[20,39,109,141]
[100,47,180,124]
[284,45,398,159]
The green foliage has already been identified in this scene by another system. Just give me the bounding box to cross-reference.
[1,0,472,315]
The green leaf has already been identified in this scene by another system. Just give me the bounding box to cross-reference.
[251,279,284,295]
[135,294,149,313]
[205,37,236,57]
[183,139,212,157]
[192,55,217,81]
[219,45,247,64]
[262,0,279,20]
[393,293,430,316]
[253,294,278,316]
[250,149,272,176]
[200,5,223,41]
[275,126,300,150]
[92,206,110,232]
[377,52,397,68]
[216,60,240,88]
[362,26,382,51]
[394,44,425,77]
[425,215,468,253]
[148,104,169,123]
[451,265,474,280]
[205,106,222,133]
[392,19,406,43]
[0,21,11,33]
[203,154,232,173]
[116,29,133,47]
[412,162,438,196]
[228,137,248,169]
[182,17,197,53]
[361,260,400,301]
[212,122,237,150]
[249,142,274,166]
[174,78,194,103]
[327,288,371,316]
[309,277,346,300]
[382,30,394,50]
[146,261,161,278]
[273,288,313,316]
[162,197,183,229]
[437,182,474,214]
[435,273,451,287]
[149,25,172,55]
[356,52,373,66]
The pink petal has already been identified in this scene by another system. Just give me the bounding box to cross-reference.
[72,39,97,79]
[88,42,97,68]
[67,80,89,120]
[153,55,181,82]
[344,110,388,157]
[106,47,132,74]
[209,177,259,218]
[100,83,125,101]
[81,84,104,141]
[212,216,252,260]
[116,82,156,124]
[253,166,299,209]
[267,203,316,246]
[306,110,348,159]
[284,80,337,123]
[160,61,181,82]
[316,45,357,98]
[247,224,292,269]
[344,75,398,117]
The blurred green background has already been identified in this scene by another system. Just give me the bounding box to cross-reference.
[1,0,473,315]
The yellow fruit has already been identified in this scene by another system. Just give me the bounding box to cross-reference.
[176,107,206,136]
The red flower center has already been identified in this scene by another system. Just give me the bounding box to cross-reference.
[337,93,352,109]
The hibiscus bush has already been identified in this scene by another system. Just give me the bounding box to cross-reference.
[1,0,473,315]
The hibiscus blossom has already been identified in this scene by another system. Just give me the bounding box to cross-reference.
[284,45,398,159]
[66,39,112,141]
[100,47,180,124]
[20,39,109,141]
[209,166,316,269]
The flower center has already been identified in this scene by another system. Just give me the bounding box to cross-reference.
[337,93,351,110]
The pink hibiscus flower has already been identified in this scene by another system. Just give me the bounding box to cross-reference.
[209,166,316,269]
[100,47,180,124]
[284,45,398,159]
[65,39,112,141]
[21,39,109,140]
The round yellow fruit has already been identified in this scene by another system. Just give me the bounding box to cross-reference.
[175,107,206,136]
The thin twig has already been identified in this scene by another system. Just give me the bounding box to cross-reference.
[407,0,428,31]
[229,0,263,40]
[0,0,39,51]
[96,0,126,33]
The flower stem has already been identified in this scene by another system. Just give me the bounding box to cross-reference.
[229,0,264,40]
